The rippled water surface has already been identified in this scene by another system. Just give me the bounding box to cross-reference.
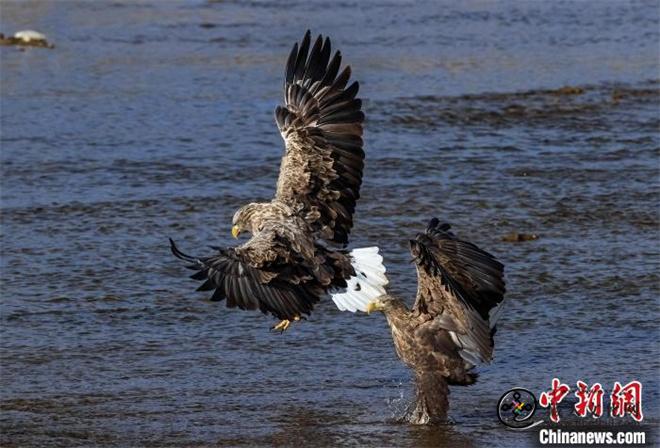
[1,1,659,447]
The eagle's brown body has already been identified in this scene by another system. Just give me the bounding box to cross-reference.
[369,219,505,424]
[382,302,478,385]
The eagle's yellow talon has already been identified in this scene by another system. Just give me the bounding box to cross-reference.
[271,319,291,332]
[271,316,301,332]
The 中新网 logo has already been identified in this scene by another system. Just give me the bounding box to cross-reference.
[498,379,643,430]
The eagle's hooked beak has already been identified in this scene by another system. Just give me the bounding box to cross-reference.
[231,225,240,239]
[366,300,384,314]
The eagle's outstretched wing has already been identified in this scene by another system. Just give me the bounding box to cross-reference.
[411,218,505,364]
[274,31,364,246]
[170,238,322,321]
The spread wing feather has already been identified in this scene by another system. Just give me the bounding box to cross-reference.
[411,219,505,363]
[274,30,364,246]
[170,239,319,320]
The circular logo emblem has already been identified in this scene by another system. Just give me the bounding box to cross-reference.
[497,388,538,429]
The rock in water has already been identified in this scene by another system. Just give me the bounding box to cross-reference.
[14,30,48,42]
[0,30,54,48]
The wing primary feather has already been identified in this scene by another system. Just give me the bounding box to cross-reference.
[327,66,351,93]
[316,37,332,83]
[293,30,311,81]
[321,81,359,108]
[196,279,215,292]
[304,34,324,82]
[190,270,208,281]
[211,287,226,302]
[285,42,298,86]
[321,51,342,87]
[170,238,199,264]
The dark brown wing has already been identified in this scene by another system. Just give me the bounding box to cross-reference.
[411,219,505,364]
[274,31,364,246]
[170,239,321,320]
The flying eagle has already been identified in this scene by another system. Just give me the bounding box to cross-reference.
[170,31,388,331]
[366,218,505,424]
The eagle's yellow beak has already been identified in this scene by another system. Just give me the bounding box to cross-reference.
[366,300,383,314]
[231,225,240,239]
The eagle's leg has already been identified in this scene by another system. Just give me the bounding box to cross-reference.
[403,370,449,425]
[271,316,301,332]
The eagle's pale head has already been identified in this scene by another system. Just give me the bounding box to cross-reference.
[366,295,408,315]
[231,202,283,238]
[231,203,261,238]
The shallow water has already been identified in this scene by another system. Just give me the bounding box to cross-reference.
[1,1,659,447]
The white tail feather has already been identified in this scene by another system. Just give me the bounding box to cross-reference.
[330,247,389,313]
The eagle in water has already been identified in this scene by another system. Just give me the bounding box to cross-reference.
[170,31,388,331]
[366,218,505,424]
